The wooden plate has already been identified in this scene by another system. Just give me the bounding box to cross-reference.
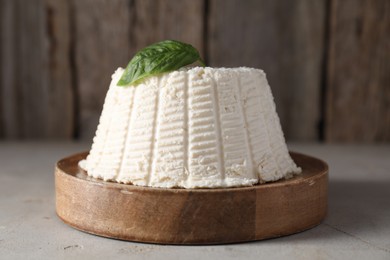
[55,151,328,244]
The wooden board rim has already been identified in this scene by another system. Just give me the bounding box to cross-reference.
[55,151,328,244]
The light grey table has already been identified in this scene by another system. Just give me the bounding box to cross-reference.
[0,142,389,260]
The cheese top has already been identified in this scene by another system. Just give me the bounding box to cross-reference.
[80,67,301,188]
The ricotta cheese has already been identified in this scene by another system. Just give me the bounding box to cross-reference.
[80,67,301,188]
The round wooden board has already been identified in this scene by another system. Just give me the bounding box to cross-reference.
[55,151,328,245]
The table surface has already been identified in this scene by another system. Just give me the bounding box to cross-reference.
[0,142,389,260]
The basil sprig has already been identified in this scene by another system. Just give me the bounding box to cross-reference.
[117,40,205,86]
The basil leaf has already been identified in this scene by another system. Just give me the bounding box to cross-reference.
[117,40,205,86]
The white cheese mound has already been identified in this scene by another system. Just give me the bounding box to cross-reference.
[80,67,301,188]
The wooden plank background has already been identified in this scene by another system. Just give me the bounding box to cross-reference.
[326,0,390,142]
[0,0,388,142]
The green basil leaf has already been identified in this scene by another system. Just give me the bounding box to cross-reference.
[117,40,205,86]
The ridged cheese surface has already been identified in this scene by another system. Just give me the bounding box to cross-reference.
[80,67,301,188]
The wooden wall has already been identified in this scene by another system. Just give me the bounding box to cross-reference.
[0,0,388,142]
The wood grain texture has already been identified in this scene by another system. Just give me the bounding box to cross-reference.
[0,0,73,139]
[131,0,205,56]
[45,0,74,138]
[208,0,326,141]
[1,0,22,138]
[55,151,328,244]
[72,0,132,140]
[326,0,390,142]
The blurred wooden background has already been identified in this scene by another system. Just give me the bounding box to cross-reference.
[0,0,388,142]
